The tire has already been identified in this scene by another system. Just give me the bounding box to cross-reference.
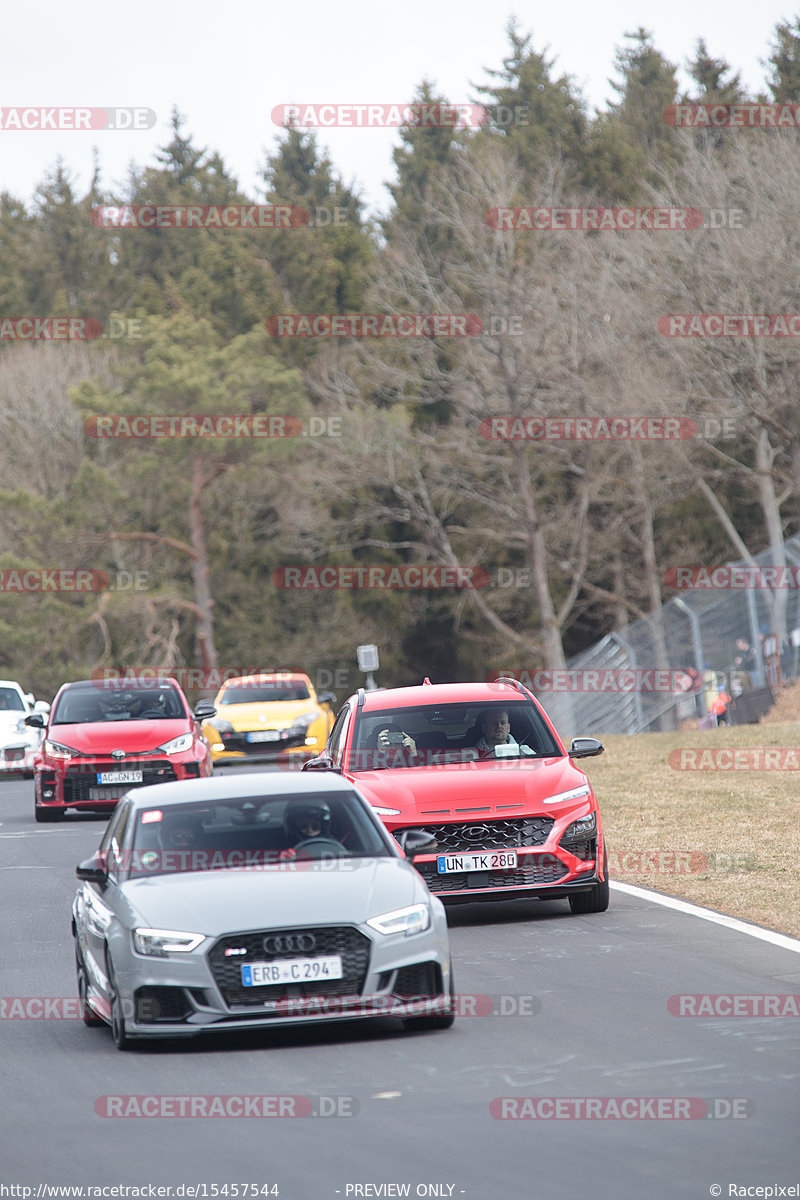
[74,941,103,1027]
[34,805,63,823]
[569,847,610,914]
[106,952,134,1050]
[402,961,456,1032]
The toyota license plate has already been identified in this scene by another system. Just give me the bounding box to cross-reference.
[437,850,518,873]
[96,770,143,785]
[246,731,281,743]
[242,956,343,986]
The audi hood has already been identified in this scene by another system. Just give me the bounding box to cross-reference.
[117,857,425,937]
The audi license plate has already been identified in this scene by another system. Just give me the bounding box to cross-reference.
[241,956,343,986]
[437,850,517,873]
[246,731,281,743]
[96,770,143,785]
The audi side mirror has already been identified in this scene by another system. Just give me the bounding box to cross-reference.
[396,829,437,855]
[76,853,108,886]
[302,753,338,772]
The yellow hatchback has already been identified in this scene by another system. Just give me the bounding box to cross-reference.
[203,673,337,765]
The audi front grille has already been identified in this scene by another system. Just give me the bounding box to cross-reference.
[207,926,372,1009]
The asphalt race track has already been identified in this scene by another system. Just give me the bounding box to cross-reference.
[2,773,798,1200]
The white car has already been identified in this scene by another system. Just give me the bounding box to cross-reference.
[0,680,49,778]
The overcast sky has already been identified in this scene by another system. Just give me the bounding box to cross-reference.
[3,0,795,217]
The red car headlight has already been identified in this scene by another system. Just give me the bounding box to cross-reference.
[156,733,194,754]
[43,739,79,760]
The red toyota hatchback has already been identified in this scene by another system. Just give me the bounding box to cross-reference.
[304,679,608,913]
[29,678,216,823]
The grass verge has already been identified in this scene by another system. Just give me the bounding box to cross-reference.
[581,722,799,939]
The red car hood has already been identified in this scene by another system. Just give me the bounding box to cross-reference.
[48,720,189,755]
[348,756,593,819]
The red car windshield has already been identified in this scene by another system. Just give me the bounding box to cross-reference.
[350,700,561,769]
[52,685,185,724]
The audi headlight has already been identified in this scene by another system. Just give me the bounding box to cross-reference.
[157,732,193,754]
[367,904,431,937]
[542,784,591,805]
[133,928,206,957]
[44,739,79,760]
[563,814,596,840]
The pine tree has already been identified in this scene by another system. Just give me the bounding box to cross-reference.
[764,17,800,102]
[685,38,746,103]
[583,28,680,201]
[474,18,587,184]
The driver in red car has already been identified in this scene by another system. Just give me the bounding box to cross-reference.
[475,709,535,757]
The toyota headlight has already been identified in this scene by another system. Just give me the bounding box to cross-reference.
[367,904,431,937]
[157,732,193,754]
[44,739,79,760]
[133,928,206,957]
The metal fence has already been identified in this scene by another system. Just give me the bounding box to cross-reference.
[539,534,800,737]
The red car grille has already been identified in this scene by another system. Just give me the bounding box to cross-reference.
[394,816,554,854]
[415,853,568,893]
[63,761,178,804]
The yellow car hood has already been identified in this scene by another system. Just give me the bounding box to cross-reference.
[217,699,318,730]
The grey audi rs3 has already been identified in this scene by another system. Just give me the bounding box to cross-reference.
[72,773,453,1049]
